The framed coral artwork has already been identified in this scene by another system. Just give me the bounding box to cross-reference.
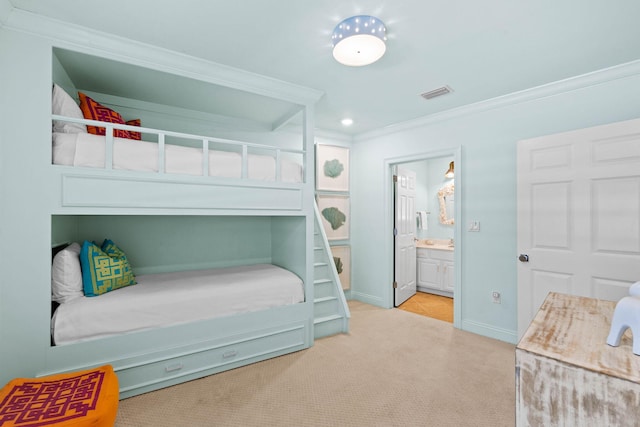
[330,245,351,290]
[316,144,349,192]
[317,194,350,240]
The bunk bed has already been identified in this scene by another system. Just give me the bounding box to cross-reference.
[39,47,319,398]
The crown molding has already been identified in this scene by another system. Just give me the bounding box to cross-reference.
[354,59,640,142]
[4,8,324,107]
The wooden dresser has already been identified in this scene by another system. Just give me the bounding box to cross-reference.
[516,292,640,426]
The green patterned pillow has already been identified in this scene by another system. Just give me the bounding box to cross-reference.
[80,239,136,297]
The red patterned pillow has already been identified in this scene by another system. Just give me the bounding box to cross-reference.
[126,119,141,140]
[78,92,132,139]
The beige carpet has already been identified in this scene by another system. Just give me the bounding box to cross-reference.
[115,301,515,426]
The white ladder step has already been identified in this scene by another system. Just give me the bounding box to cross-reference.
[313,314,343,325]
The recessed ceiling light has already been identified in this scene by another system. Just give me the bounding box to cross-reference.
[341,118,354,126]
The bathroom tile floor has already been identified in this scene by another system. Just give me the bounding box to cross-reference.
[397,291,453,323]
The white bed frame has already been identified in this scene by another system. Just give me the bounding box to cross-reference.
[47,96,318,398]
[0,16,322,399]
[46,102,315,400]
[51,116,308,213]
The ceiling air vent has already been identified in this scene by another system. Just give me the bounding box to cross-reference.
[420,85,453,100]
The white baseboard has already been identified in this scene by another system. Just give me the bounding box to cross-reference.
[350,291,386,308]
[462,319,518,344]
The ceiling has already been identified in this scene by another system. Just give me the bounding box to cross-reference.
[9,0,640,136]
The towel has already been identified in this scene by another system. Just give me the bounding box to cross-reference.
[417,211,429,230]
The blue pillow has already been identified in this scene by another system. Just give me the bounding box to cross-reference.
[80,239,136,297]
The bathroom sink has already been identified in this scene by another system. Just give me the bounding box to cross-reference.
[416,239,454,251]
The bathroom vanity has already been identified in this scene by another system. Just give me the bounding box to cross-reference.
[416,240,454,296]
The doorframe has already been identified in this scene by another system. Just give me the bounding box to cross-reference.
[384,147,462,328]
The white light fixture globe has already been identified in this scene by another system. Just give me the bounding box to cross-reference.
[332,15,387,66]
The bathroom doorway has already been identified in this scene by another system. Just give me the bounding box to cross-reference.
[389,149,461,327]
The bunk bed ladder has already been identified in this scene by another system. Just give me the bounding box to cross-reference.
[313,201,351,339]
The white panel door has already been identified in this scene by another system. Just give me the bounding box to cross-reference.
[394,167,417,306]
[517,118,640,338]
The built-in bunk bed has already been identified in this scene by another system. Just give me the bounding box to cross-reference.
[42,46,320,398]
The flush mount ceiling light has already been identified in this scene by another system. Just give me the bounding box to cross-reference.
[332,15,387,66]
[341,118,354,126]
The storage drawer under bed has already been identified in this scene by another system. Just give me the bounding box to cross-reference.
[115,321,308,398]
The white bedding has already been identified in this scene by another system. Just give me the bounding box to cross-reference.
[51,264,304,345]
[52,132,303,183]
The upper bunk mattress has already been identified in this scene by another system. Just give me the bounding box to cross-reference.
[52,132,303,183]
[51,264,304,346]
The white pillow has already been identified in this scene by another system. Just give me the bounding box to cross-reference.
[52,132,77,166]
[52,84,87,134]
[51,242,83,304]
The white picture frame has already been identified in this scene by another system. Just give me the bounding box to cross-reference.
[316,144,350,192]
[331,245,351,290]
[317,194,350,240]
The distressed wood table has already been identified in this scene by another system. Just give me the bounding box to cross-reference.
[516,292,640,426]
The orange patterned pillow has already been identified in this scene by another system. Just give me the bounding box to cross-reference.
[78,92,132,139]
[126,118,141,140]
[0,364,119,427]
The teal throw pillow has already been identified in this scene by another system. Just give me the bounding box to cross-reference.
[80,239,136,297]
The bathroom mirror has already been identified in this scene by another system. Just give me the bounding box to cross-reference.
[438,184,455,225]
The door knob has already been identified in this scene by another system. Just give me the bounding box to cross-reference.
[519,254,529,262]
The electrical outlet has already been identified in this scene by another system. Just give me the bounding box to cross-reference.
[492,291,501,304]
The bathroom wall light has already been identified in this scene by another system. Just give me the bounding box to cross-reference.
[332,15,387,66]
[445,161,454,179]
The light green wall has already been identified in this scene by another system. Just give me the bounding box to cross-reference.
[51,216,77,246]
[399,158,455,241]
[0,0,10,26]
[351,71,640,343]
[271,216,307,282]
[52,215,274,274]
[52,54,76,99]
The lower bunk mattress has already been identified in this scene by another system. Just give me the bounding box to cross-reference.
[51,264,304,346]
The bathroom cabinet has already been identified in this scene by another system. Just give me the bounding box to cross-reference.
[416,248,454,296]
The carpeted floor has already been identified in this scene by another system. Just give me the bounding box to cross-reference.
[115,301,515,426]
[397,291,454,322]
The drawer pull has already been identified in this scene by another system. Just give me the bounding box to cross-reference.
[223,350,238,359]
[165,363,183,373]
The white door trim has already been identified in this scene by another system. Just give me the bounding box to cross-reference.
[383,147,462,328]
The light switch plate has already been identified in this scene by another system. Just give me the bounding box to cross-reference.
[469,220,480,232]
